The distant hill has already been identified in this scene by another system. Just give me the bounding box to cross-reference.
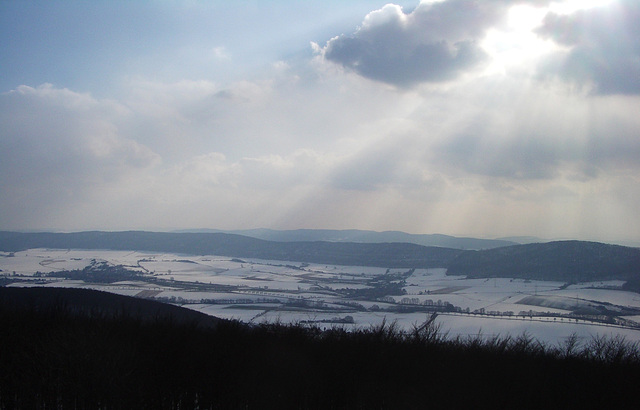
[446,240,640,282]
[0,230,464,268]
[2,231,639,283]
[176,228,517,250]
[497,236,544,244]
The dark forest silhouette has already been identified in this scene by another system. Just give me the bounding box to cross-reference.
[1,287,639,409]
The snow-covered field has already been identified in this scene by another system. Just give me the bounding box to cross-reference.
[3,248,640,345]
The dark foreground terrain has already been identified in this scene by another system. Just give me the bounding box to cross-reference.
[1,287,640,409]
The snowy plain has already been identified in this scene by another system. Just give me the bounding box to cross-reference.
[2,248,640,345]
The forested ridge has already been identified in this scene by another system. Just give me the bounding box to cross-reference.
[1,287,640,409]
[446,240,640,281]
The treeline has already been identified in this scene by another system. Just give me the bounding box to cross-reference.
[43,259,142,283]
[1,287,640,409]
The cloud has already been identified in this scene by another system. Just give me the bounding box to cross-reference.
[212,46,230,60]
[0,84,159,228]
[1,47,638,240]
[126,72,640,237]
[537,0,640,94]
[319,0,551,87]
[166,152,240,189]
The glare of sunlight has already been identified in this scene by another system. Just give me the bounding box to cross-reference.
[479,0,613,77]
[507,5,547,31]
[480,5,553,76]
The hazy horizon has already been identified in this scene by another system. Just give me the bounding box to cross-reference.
[2,1,639,244]
[4,226,640,248]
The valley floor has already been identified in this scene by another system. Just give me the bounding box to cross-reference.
[3,248,640,345]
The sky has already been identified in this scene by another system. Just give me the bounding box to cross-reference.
[1,0,639,243]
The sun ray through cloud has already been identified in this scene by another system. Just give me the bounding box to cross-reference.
[0,0,638,243]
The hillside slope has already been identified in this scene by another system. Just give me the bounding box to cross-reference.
[0,287,221,328]
[446,240,640,281]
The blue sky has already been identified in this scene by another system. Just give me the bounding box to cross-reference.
[1,1,416,95]
[1,0,639,243]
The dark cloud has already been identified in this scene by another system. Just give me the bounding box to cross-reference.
[537,0,640,94]
[322,1,549,87]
